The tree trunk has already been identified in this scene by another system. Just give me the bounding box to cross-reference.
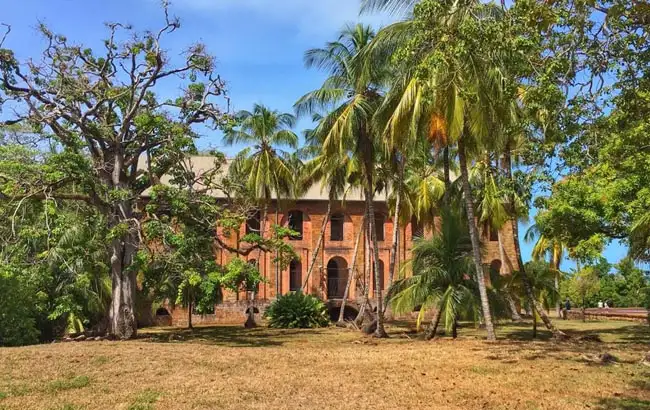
[258,204,268,294]
[188,301,193,330]
[355,215,374,327]
[452,316,458,339]
[108,216,138,340]
[506,292,523,322]
[338,215,366,325]
[302,201,331,292]
[367,190,388,338]
[555,274,562,319]
[503,147,568,340]
[388,156,404,289]
[443,145,451,207]
[532,312,537,339]
[424,303,443,340]
[458,138,496,341]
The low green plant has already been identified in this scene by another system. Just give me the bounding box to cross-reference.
[264,292,329,329]
[47,376,89,393]
[128,390,160,410]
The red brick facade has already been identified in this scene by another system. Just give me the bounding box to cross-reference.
[161,199,520,326]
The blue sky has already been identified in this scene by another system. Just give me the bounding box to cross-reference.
[1,0,628,267]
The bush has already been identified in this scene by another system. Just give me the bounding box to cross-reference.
[264,292,330,329]
[0,269,40,346]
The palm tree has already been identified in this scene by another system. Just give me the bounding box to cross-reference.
[471,158,523,321]
[224,104,299,296]
[295,24,390,338]
[387,208,478,339]
[514,261,559,338]
[525,223,568,318]
[298,128,359,291]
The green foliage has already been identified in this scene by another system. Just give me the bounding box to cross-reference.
[264,292,330,329]
[387,209,480,333]
[0,268,39,347]
[128,390,160,410]
[564,267,601,308]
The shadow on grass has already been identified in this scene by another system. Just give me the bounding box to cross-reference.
[140,326,329,347]
[595,397,650,410]
[496,321,650,345]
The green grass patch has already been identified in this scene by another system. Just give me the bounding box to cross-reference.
[128,390,160,410]
[47,376,90,393]
[0,392,5,400]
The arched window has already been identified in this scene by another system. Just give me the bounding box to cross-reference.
[326,257,348,299]
[375,214,385,241]
[246,211,261,235]
[288,210,303,240]
[330,213,344,241]
[373,259,385,293]
[289,260,302,292]
[411,217,424,240]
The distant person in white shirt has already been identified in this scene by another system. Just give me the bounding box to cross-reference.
[604,301,609,309]
[598,301,603,309]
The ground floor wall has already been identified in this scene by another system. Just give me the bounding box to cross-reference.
[156,200,521,327]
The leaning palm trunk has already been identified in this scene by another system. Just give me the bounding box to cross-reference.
[458,139,496,341]
[424,301,443,340]
[503,147,567,340]
[355,217,374,327]
[338,215,366,325]
[302,201,331,292]
[367,189,388,338]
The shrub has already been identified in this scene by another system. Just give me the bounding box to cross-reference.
[0,269,39,347]
[264,292,329,328]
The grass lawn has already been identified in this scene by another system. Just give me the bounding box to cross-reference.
[0,319,648,410]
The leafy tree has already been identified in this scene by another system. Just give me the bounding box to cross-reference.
[0,266,40,346]
[565,267,600,321]
[0,6,229,339]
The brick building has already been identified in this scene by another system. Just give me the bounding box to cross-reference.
[154,157,520,327]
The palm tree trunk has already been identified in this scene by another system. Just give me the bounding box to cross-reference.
[458,138,496,341]
[338,215,366,325]
[503,146,567,340]
[355,215,374,327]
[452,316,459,339]
[424,303,443,340]
[532,311,537,338]
[367,190,388,338]
[555,273,562,319]
[387,156,405,301]
[443,145,451,207]
[188,301,193,330]
[302,201,331,291]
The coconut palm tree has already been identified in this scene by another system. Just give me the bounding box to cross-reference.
[224,104,299,295]
[295,24,390,338]
[387,208,478,339]
[298,125,359,291]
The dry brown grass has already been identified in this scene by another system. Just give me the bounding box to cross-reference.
[0,320,648,410]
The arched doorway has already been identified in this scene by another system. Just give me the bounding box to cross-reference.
[327,257,348,299]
